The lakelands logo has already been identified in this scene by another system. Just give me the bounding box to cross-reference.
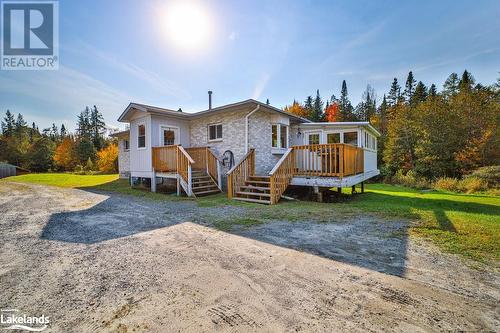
[1,309,49,331]
[1,0,59,70]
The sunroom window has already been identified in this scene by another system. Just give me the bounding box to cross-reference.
[138,124,145,148]
[272,124,288,149]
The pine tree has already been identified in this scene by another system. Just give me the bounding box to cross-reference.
[403,71,416,103]
[428,84,437,97]
[1,110,16,137]
[411,81,428,105]
[459,70,475,91]
[443,73,460,97]
[360,85,376,121]
[77,106,91,138]
[60,124,67,137]
[379,95,388,134]
[311,89,324,122]
[304,96,314,120]
[50,123,59,141]
[90,105,106,150]
[388,78,400,106]
[339,80,354,121]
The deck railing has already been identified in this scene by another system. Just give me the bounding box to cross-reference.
[267,143,364,204]
[227,149,255,199]
[186,146,222,188]
[152,145,194,195]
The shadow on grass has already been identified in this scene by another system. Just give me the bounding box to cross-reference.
[41,180,498,276]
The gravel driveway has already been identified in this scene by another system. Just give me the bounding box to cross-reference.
[0,182,498,332]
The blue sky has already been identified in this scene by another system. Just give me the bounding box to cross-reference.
[1,0,499,131]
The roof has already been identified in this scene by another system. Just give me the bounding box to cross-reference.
[118,99,311,123]
[109,129,130,138]
[0,163,30,172]
[300,122,381,137]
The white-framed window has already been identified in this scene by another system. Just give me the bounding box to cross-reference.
[123,139,130,151]
[326,132,340,144]
[307,133,320,145]
[344,131,358,146]
[161,126,178,146]
[364,132,377,150]
[137,124,146,148]
[208,123,222,141]
[272,124,288,149]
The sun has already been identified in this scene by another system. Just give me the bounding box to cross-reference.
[161,1,213,51]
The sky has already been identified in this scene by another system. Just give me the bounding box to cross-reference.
[1,0,499,131]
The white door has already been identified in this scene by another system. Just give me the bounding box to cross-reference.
[161,126,179,146]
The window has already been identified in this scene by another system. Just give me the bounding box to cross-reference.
[364,132,377,150]
[327,133,340,144]
[344,132,358,146]
[163,129,175,146]
[123,139,130,151]
[308,133,320,145]
[280,124,288,148]
[272,124,288,149]
[138,124,146,148]
[272,124,278,147]
[208,124,222,141]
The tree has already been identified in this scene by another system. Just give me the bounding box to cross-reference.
[428,84,437,97]
[443,73,460,97]
[28,137,55,172]
[50,123,59,141]
[77,106,91,138]
[311,89,324,122]
[60,124,67,138]
[356,85,377,121]
[339,80,355,121]
[304,96,314,120]
[388,78,401,106]
[1,110,15,137]
[411,81,428,105]
[284,100,309,118]
[403,71,416,103]
[15,113,27,135]
[378,95,388,134]
[324,102,340,122]
[96,143,118,173]
[77,138,96,164]
[459,69,475,92]
[53,136,78,171]
[90,105,106,150]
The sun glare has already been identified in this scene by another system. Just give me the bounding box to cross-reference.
[161,1,213,51]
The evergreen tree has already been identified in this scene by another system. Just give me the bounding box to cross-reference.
[311,89,324,122]
[27,137,55,172]
[443,73,460,97]
[1,110,16,137]
[387,78,400,106]
[304,96,314,120]
[403,71,416,103]
[77,106,91,138]
[339,80,354,121]
[459,70,475,91]
[360,85,377,121]
[60,124,67,137]
[379,95,388,134]
[90,105,106,150]
[51,123,59,141]
[77,138,96,164]
[428,84,437,97]
[412,81,428,105]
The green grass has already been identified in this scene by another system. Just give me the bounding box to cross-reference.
[3,173,499,264]
[1,173,119,188]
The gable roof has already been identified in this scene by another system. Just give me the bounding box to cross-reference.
[118,99,311,123]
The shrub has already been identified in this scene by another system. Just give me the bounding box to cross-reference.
[458,176,488,194]
[434,177,460,192]
[73,164,85,175]
[96,144,118,174]
[392,170,430,189]
[84,158,94,172]
[465,166,500,188]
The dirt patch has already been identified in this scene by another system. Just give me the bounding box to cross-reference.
[0,182,498,332]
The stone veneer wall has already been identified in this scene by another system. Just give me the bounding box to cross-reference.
[118,138,130,179]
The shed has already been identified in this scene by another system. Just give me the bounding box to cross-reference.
[0,163,30,179]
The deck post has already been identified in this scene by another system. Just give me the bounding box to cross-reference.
[361,181,364,193]
[337,187,342,193]
[187,165,193,196]
[151,170,157,193]
[176,176,181,196]
[351,185,356,194]
[217,160,222,190]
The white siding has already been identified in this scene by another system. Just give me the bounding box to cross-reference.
[151,115,190,147]
[364,150,377,172]
[129,114,152,177]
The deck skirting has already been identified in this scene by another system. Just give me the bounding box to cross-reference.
[290,170,380,188]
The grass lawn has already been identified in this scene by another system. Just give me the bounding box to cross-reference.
[2,174,499,264]
[0,173,119,188]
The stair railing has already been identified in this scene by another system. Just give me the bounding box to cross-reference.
[226,149,255,199]
[268,148,295,204]
[177,146,195,196]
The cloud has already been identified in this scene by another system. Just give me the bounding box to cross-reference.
[251,73,271,100]
[228,31,237,41]
[0,65,136,130]
[65,41,190,100]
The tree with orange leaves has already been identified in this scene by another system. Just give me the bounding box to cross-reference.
[283,100,309,118]
[96,143,118,173]
[53,136,78,171]
[324,102,340,122]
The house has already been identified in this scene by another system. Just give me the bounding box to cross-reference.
[113,93,380,204]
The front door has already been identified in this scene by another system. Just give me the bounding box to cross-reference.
[161,127,179,146]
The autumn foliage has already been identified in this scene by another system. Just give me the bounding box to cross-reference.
[324,103,340,122]
[96,143,118,173]
[283,100,309,118]
[53,136,78,171]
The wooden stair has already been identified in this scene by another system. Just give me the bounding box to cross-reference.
[233,175,271,204]
[191,170,220,197]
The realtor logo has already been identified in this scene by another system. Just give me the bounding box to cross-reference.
[1,0,58,70]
